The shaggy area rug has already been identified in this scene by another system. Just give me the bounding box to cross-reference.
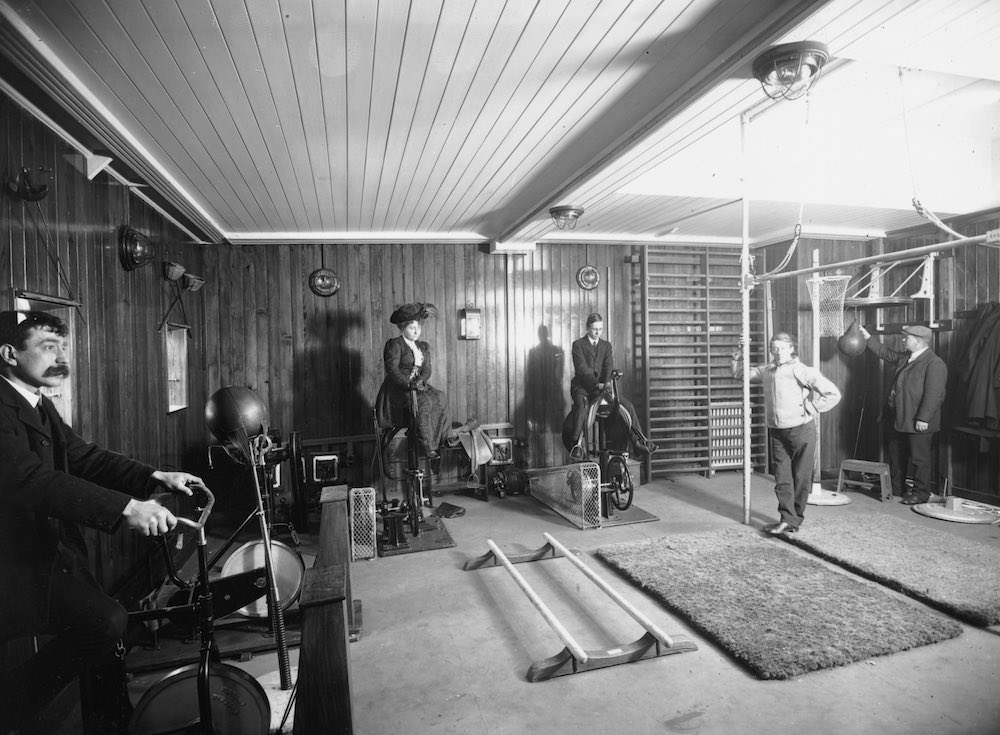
[784,513,1000,626]
[596,527,963,679]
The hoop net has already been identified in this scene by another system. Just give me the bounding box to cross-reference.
[807,275,852,337]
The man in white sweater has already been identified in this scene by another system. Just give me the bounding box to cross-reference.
[732,332,842,534]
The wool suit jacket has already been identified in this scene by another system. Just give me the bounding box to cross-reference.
[0,378,155,636]
[866,338,948,433]
[570,336,613,398]
[375,336,434,427]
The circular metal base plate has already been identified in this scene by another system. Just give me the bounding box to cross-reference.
[807,488,853,506]
[912,501,998,524]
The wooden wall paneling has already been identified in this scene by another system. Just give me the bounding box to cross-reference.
[463,244,481,427]
[511,248,534,465]
[319,241,335,433]
[347,244,370,434]
[299,243,318,435]
[351,244,371,408]
[366,244,385,415]
[253,245,270,414]
[1,99,14,294]
[19,114,42,289]
[331,242,349,435]
[536,243,556,468]
[490,248,509,422]
[268,244,290,436]
[547,243,565,468]
[331,243,353,436]
[287,243,306,436]
[203,243,222,402]
[232,243,250,390]
[474,246,492,423]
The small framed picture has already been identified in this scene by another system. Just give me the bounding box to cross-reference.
[490,437,513,465]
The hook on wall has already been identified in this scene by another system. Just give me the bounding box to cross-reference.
[6,167,48,202]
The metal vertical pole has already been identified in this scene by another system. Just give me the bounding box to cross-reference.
[811,249,822,491]
[740,112,752,525]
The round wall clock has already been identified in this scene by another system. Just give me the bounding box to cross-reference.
[308,267,341,297]
[576,265,600,290]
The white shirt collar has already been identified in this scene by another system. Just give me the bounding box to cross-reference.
[1,375,42,407]
[908,346,928,362]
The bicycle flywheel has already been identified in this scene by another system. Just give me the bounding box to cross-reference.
[128,662,270,734]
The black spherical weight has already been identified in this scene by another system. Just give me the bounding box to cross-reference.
[205,386,268,445]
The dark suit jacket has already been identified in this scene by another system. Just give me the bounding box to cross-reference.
[571,336,613,397]
[866,339,948,433]
[0,378,155,636]
[375,336,434,427]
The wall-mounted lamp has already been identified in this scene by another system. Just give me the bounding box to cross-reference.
[549,205,585,230]
[118,225,156,271]
[182,273,205,292]
[460,307,481,340]
[163,261,186,281]
[752,41,829,101]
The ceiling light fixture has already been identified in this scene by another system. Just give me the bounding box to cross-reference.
[752,41,829,101]
[549,205,584,230]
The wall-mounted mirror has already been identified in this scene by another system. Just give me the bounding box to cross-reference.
[13,290,82,425]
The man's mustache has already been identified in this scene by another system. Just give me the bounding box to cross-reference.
[44,365,70,377]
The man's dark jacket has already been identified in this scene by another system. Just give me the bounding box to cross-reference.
[570,336,613,398]
[866,338,948,433]
[0,378,154,636]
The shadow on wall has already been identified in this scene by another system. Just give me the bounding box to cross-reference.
[300,312,373,437]
[514,325,566,468]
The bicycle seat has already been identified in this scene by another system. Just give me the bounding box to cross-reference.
[594,395,615,420]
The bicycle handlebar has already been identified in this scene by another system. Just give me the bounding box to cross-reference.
[148,487,215,530]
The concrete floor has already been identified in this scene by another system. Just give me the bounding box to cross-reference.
[55,472,1000,734]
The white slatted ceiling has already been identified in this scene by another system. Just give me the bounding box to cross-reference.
[1,0,997,245]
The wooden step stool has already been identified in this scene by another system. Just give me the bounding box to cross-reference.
[836,460,892,502]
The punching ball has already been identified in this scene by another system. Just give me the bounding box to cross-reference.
[838,319,867,357]
[205,386,268,462]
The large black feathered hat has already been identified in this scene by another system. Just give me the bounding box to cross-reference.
[390,302,438,326]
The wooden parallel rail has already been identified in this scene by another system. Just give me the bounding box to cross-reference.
[464,534,696,681]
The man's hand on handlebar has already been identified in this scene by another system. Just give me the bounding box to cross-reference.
[122,497,178,537]
[150,470,206,497]
[124,472,210,536]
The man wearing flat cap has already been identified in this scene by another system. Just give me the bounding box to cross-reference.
[860,323,948,504]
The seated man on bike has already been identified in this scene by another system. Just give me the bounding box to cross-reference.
[0,311,205,734]
[564,312,658,461]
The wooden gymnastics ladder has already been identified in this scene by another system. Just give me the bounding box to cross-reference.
[463,533,697,681]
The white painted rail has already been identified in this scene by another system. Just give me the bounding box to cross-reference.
[485,538,589,664]
[542,533,675,648]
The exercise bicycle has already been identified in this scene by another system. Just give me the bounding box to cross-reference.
[374,386,433,543]
[583,370,635,513]
[127,488,272,734]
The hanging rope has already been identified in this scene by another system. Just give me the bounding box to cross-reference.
[755,93,812,280]
[897,66,982,245]
[24,200,87,326]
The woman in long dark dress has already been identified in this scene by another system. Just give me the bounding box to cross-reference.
[375,302,450,459]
